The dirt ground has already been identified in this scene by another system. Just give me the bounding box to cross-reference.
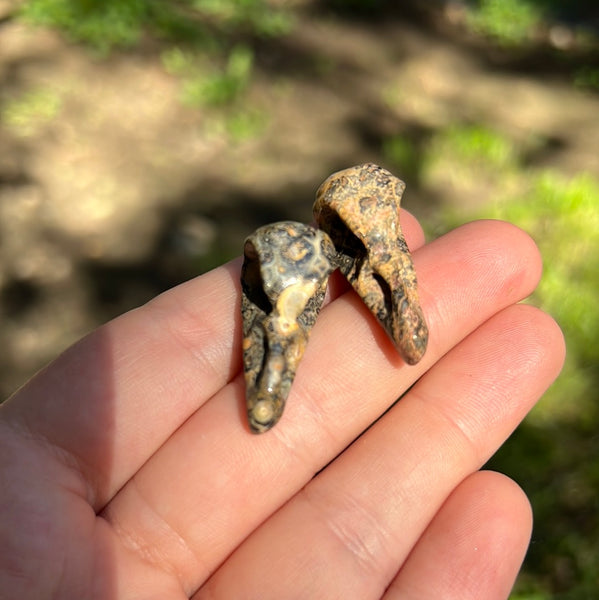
[1,3,598,397]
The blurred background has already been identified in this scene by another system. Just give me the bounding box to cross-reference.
[1,0,597,596]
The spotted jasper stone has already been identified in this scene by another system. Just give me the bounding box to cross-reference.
[241,221,336,433]
[314,163,428,365]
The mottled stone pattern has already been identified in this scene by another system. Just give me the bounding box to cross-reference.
[241,221,336,433]
[314,163,428,365]
[241,164,428,433]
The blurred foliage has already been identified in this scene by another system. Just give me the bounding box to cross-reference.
[221,107,269,142]
[192,0,294,37]
[422,124,598,421]
[163,44,254,107]
[18,0,289,141]
[19,0,293,53]
[419,122,599,599]
[574,66,599,91]
[0,87,62,136]
[422,123,519,190]
[429,124,516,169]
[485,171,598,425]
[464,0,599,50]
[19,0,156,54]
[161,44,267,141]
[466,0,543,45]
[381,136,420,181]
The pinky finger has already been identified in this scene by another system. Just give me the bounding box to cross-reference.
[385,470,532,600]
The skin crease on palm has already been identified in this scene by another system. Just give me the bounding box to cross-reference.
[0,215,565,600]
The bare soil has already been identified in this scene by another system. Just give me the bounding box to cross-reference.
[1,3,598,397]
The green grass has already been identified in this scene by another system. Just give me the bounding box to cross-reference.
[1,87,62,136]
[223,107,268,142]
[425,123,518,181]
[19,0,292,54]
[574,66,599,91]
[415,122,599,598]
[421,124,599,418]
[19,0,151,54]
[416,124,522,206]
[179,45,254,107]
[382,136,420,180]
[18,0,286,141]
[162,44,265,141]
[192,0,293,37]
[487,172,598,427]
[465,0,543,45]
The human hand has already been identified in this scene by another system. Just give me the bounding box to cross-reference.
[0,216,564,599]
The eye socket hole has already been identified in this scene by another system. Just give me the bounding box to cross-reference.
[241,244,272,315]
[318,206,368,279]
[319,207,365,261]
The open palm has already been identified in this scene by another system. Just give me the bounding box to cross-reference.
[0,216,564,599]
